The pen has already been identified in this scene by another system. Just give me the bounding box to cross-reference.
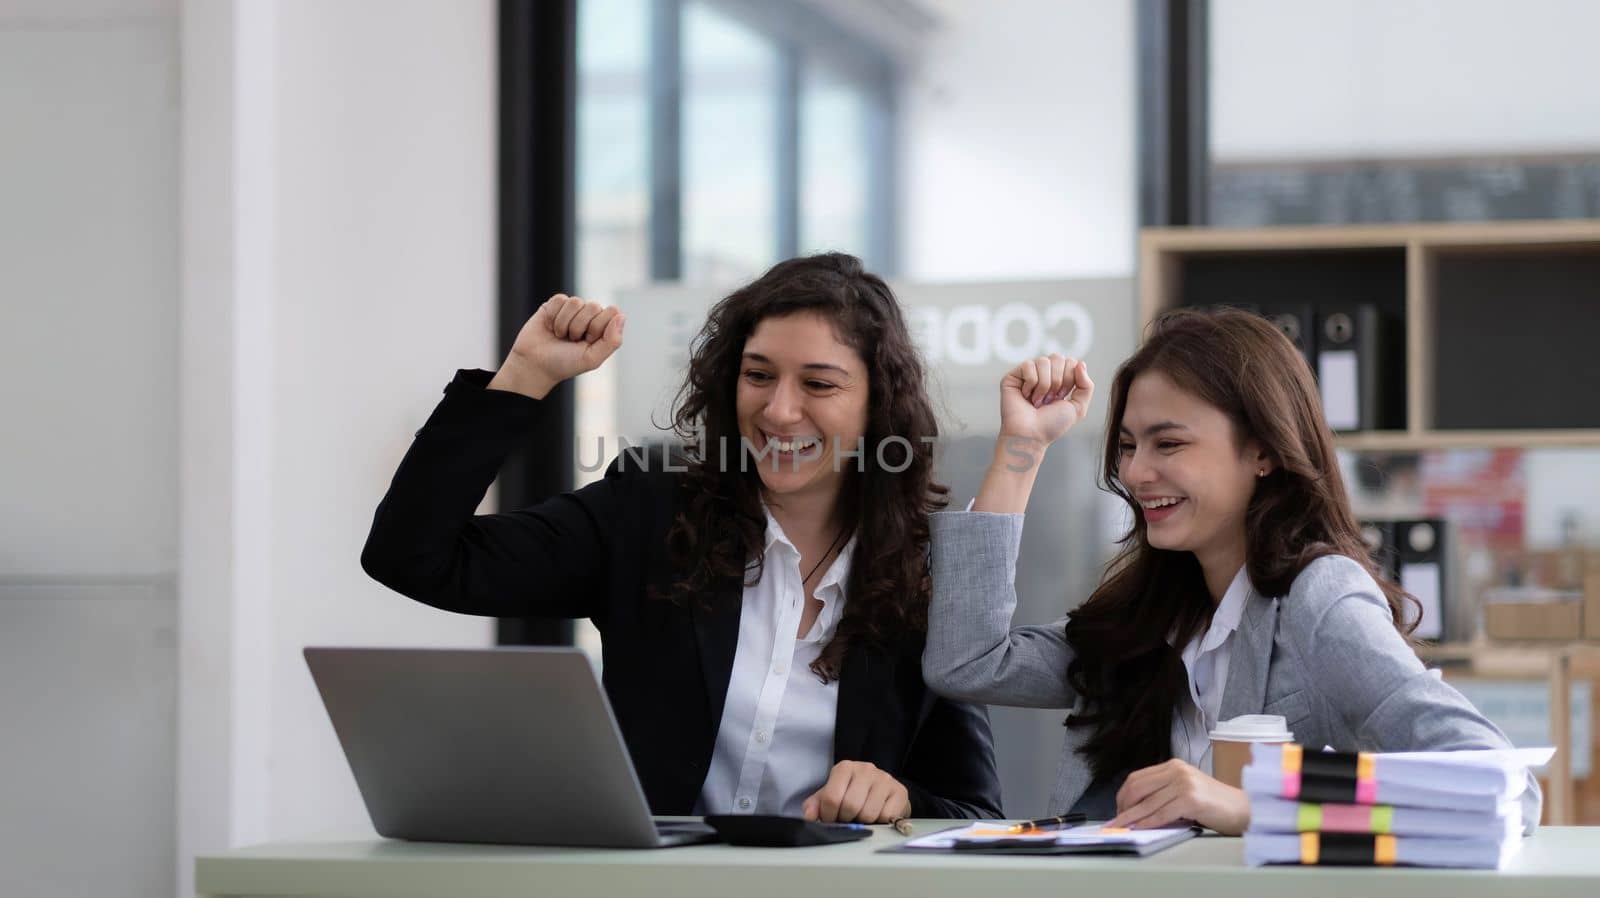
[1006,813,1086,833]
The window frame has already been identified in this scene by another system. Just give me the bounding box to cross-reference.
[650,0,900,277]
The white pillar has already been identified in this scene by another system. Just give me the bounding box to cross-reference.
[177,1,278,894]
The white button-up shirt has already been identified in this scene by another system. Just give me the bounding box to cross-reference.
[696,507,854,816]
[1172,565,1251,774]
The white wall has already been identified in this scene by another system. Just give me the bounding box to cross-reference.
[0,6,178,578]
[898,0,1135,280]
[179,1,496,896]
[0,1,179,895]
[1213,0,1600,160]
[267,0,500,837]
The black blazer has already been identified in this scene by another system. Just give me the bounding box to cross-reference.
[360,370,1002,819]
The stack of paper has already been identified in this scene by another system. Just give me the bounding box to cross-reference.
[1242,744,1552,870]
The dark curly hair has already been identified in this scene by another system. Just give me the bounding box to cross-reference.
[657,252,948,681]
[1063,307,1419,779]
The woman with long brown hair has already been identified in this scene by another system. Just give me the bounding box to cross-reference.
[362,253,1000,824]
[923,306,1536,834]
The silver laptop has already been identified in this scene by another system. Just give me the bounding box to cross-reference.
[304,646,716,848]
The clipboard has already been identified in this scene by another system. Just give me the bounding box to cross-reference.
[881,822,1200,857]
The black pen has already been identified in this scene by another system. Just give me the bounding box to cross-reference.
[1006,813,1086,833]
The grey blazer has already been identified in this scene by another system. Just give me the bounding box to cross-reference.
[922,512,1541,833]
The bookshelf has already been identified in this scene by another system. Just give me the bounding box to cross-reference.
[1138,220,1600,449]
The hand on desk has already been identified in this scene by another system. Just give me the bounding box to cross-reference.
[801,760,912,824]
[1106,758,1251,835]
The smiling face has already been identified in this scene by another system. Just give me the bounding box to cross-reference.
[1116,370,1268,572]
[735,311,871,506]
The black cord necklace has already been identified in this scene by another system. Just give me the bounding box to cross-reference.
[801,527,849,589]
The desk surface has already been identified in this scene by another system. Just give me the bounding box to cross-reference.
[196,822,1600,898]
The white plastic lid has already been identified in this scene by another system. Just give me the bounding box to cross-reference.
[1208,714,1293,742]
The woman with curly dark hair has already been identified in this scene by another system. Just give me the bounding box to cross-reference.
[922,307,1537,835]
[362,253,1001,824]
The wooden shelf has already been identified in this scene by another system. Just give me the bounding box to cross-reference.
[1140,219,1600,252]
[1140,219,1600,445]
[1416,640,1600,672]
[1335,430,1600,452]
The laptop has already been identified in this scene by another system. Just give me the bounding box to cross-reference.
[304,646,717,848]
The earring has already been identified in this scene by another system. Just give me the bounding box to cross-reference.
[1258,468,1268,477]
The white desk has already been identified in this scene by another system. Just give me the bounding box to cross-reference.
[196,822,1600,898]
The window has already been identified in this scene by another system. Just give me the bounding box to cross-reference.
[577,0,896,293]
[799,62,872,258]
[682,3,781,280]
[573,0,899,483]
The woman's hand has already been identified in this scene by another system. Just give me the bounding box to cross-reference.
[1106,758,1251,835]
[998,353,1094,446]
[488,294,625,399]
[971,354,1093,513]
[801,761,912,824]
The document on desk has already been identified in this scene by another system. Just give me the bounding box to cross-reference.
[888,822,1198,856]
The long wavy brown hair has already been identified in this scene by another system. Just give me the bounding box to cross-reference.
[1063,307,1418,779]
[658,253,949,681]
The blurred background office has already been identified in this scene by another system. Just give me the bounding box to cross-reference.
[2,1,1598,897]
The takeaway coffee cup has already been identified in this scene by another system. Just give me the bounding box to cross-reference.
[1209,714,1294,789]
